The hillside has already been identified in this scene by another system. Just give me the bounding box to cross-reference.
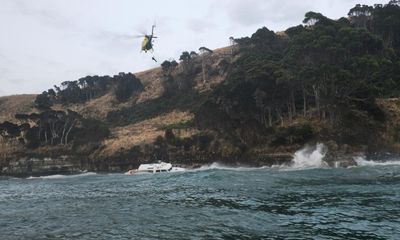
[0,94,36,122]
[1,2,400,176]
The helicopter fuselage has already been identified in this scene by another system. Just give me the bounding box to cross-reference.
[141,35,154,52]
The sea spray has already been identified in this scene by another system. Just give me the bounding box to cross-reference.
[199,145,329,172]
[291,143,328,169]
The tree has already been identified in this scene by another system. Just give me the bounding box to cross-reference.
[114,73,144,102]
[303,12,327,26]
[179,51,193,73]
[0,121,20,139]
[72,117,109,147]
[25,127,40,148]
[34,91,53,110]
[389,0,400,6]
[348,4,374,28]
[369,2,400,53]
[160,60,180,96]
[176,51,197,90]
[161,60,172,73]
[179,51,191,62]
[199,47,214,83]
[171,60,178,69]
[189,51,198,58]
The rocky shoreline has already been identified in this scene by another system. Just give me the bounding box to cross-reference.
[0,149,379,178]
[0,153,293,177]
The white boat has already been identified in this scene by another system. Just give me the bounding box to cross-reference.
[125,162,185,175]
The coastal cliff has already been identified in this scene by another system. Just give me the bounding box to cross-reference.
[2,3,400,176]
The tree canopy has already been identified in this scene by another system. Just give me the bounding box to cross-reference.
[36,72,144,105]
[196,2,400,146]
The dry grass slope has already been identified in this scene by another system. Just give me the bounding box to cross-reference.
[0,45,234,123]
[0,94,37,122]
[101,110,197,156]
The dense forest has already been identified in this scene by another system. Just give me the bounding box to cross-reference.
[1,1,400,170]
[195,1,400,150]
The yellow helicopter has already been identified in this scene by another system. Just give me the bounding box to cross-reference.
[137,25,157,61]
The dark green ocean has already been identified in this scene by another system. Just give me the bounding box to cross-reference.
[1,158,400,239]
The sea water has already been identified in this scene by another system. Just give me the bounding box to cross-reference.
[1,148,400,239]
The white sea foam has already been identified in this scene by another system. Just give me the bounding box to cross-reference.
[27,172,97,180]
[196,144,329,172]
[128,147,400,175]
[198,162,269,171]
[354,156,400,167]
[171,167,186,172]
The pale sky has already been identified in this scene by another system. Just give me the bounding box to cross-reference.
[0,0,388,96]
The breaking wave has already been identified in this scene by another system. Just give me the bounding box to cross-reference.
[198,162,269,171]
[290,143,328,170]
[27,172,97,180]
[197,144,328,172]
[191,144,400,172]
[354,156,400,167]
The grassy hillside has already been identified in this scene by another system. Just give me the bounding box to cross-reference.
[0,94,36,122]
[2,2,400,176]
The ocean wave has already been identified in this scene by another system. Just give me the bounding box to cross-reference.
[354,156,400,167]
[27,172,97,180]
[195,144,328,172]
[197,162,270,171]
